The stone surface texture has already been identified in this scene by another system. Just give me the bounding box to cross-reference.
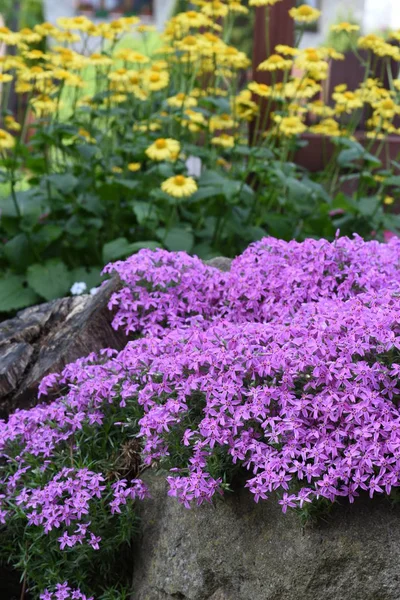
[0,277,127,416]
[132,472,400,600]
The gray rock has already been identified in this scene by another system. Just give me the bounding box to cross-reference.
[206,258,233,272]
[0,277,127,415]
[132,472,400,600]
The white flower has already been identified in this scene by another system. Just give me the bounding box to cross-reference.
[90,287,99,296]
[70,281,87,296]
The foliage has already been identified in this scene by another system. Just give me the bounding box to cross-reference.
[4,235,400,597]
[1,3,400,312]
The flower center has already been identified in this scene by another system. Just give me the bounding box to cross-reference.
[155,139,167,149]
[174,175,186,186]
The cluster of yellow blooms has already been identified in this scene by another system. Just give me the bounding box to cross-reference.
[0,0,400,198]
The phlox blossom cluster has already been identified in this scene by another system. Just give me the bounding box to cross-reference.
[40,582,92,600]
[2,234,400,555]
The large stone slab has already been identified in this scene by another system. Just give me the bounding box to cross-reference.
[132,472,400,600]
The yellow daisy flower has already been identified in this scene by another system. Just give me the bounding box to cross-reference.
[331,22,360,33]
[274,115,306,136]
[211,134,235,148]
[249,0,283,6]
[258,54,293,71]
[289,4,321,23]
[4,116,21,132]
[0,129,15,150]
[146,138,180,161]
[161,174,198,198]
[128,162,142,172]
[167,93,197,109]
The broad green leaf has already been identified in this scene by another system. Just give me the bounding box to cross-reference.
[103,237,132,263]
[133,201,152,224]
[357,196,380,217]
[163,227,194,252]
[383,176,400,187]
[4,234,32,269]
[0,189,46,218]
[129,241,160,252]
[103,237,159,263]
[27,260,71,301]
[189,187,219,202]
[0,275,39,312]
[47,173,78,195]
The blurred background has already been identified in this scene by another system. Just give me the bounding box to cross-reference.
[2,0,400,53]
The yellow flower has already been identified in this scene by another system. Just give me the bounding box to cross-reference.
[201,1,229,18]
[209,114,236,132]
[167,93,197,109]
[137,24,156,33]
[358,34,383,51]
[248,82,272,97]
[19,27,42,43]
[332,89,363,113]
[309,118,343,137]
[331,22,360,33]
[0,129,15,150]
[275,44,299,56]
[143,70,169,92]
[112,166,123,174]
[57,15,93,31]
[228,1,249,14]
[289,4,321,23]
[0,73,12,83]
[233,89,259,120]
[146,138,180,161]
[175,10,210,29]
[181,109,207,132]
[257,54,293,71]
[308,100,335,118]
[78,128,96,144]
[161,174,197,198]
[89,53,113,67]
[249,0,283,6]
[374,98,400,120]
[30,94,58,115]
[384,196,395,205]
[211,134,235,148]
[4,116,21,132]
[34,22,59,37]
[274,115,306,136]
[128,162,141,172]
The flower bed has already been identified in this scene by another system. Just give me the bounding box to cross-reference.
[2,235,400,597]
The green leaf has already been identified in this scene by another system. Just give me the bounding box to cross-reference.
[33,225,64,249]
[3,234,32,269]
[383,175,400,187]
[129,241,160,252]
[69,266,102,290]
[132,201,152,224]
[0,275,39,312]
[357,196,380,217]
[102,237,132,263]
[0,189,46,218]
[47,173,78,195]
[189,187,219,202]
[102,237,159,263]
[27,260,71,301]
[163,227,194,252]
[116,179,139,190]
[76,144,98,161]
